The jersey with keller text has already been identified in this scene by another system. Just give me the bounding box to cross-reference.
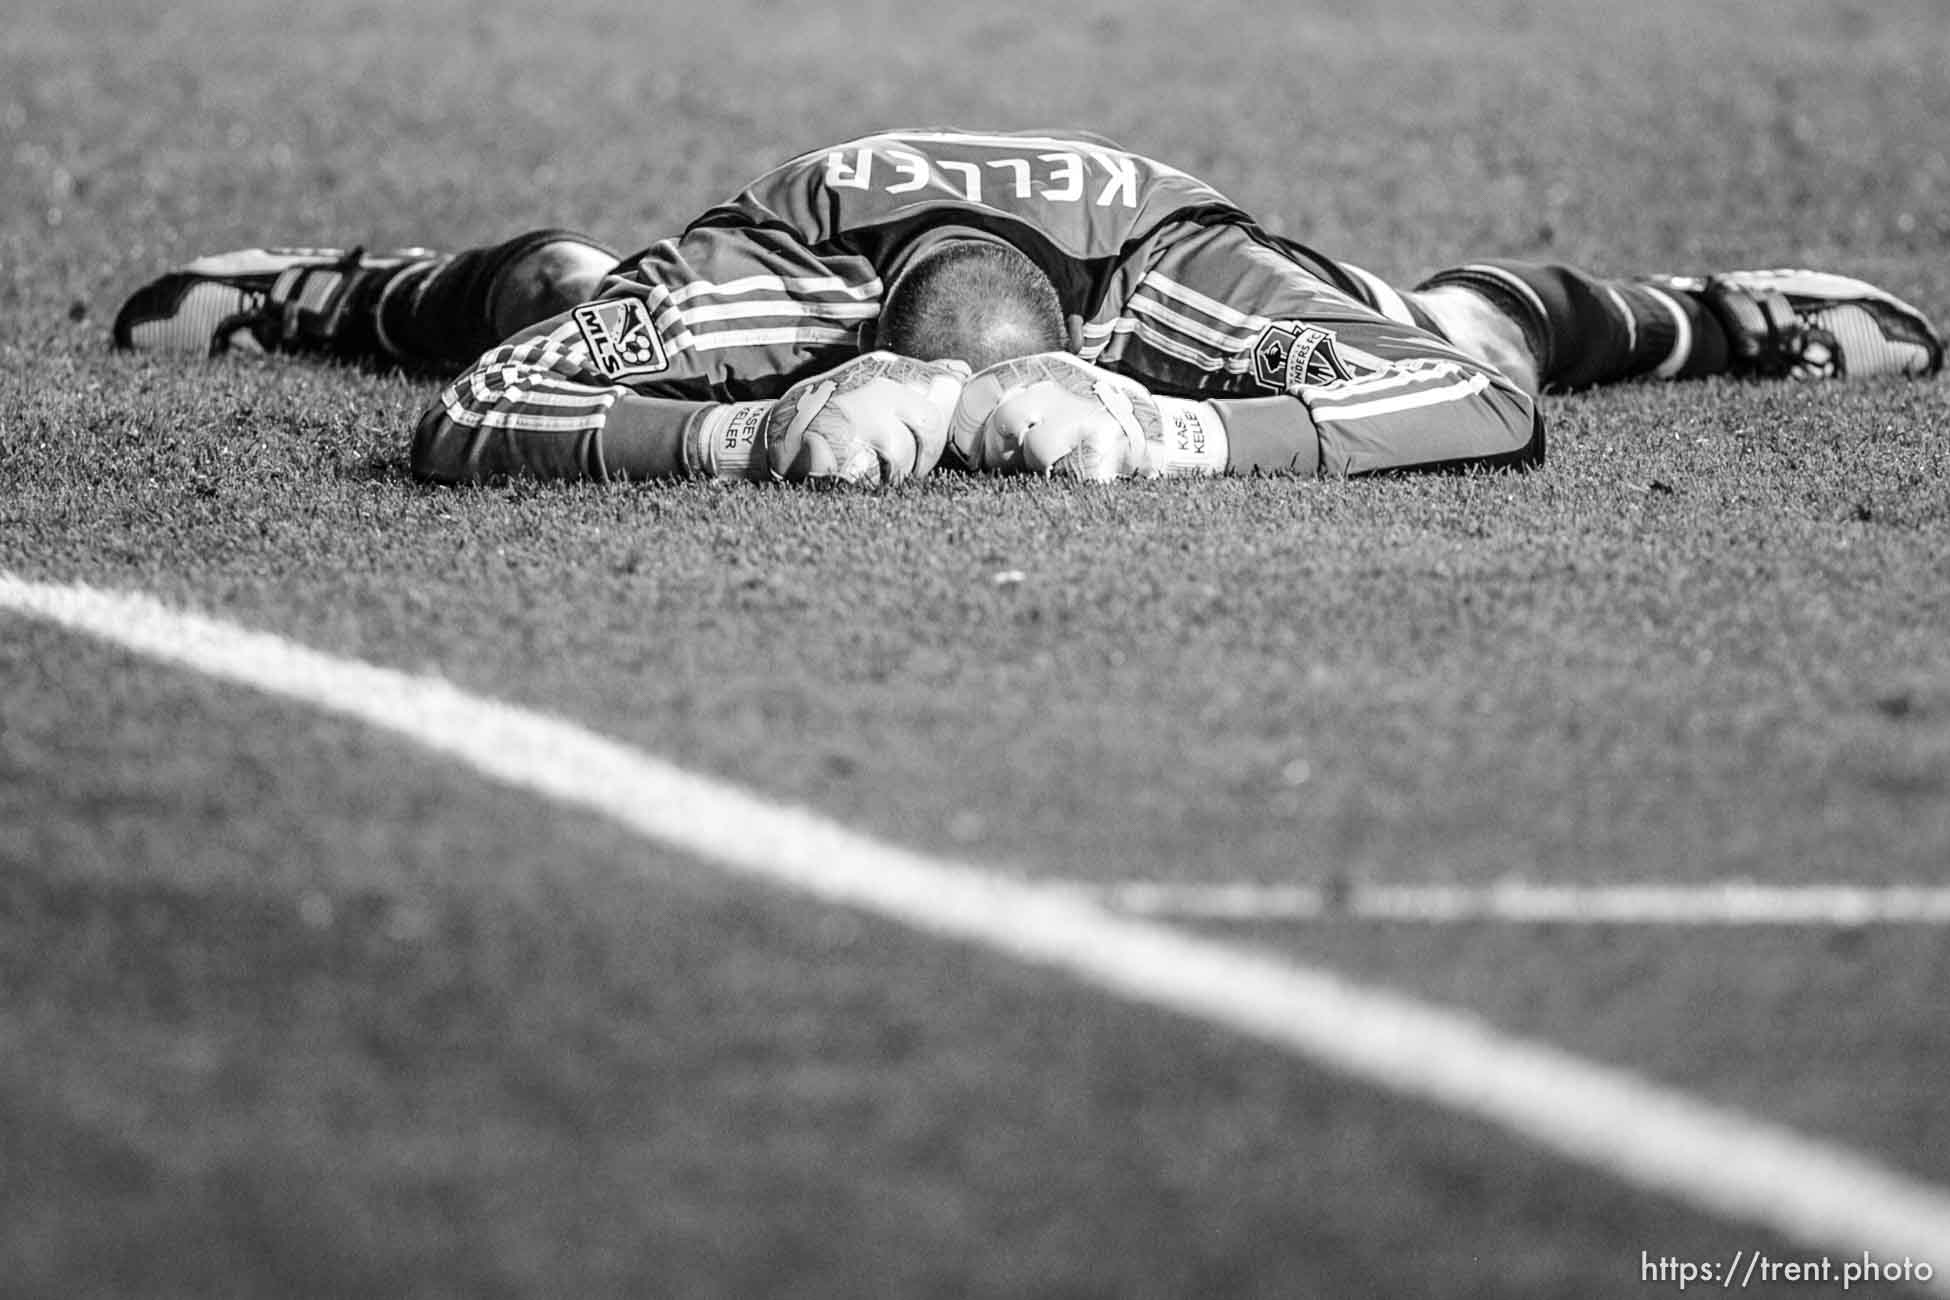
[685,127,1248,316]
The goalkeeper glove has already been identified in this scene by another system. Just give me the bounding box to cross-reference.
[947,352,1227,481]
[765,351,968,485]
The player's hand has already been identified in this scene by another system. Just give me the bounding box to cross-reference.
[946,352,1162,481]
[765,352,969,485]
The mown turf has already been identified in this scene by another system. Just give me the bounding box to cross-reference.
[0,629,1815,1300]
[5,0,1950,1294]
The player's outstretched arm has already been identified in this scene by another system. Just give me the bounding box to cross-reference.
[409,349,724,484]
[411,343,965,486]
[948,349,1544,482]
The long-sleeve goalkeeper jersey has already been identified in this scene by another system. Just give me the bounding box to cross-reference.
[415,127,1541,480]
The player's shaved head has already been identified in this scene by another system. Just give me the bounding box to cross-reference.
[878,238,1067,370]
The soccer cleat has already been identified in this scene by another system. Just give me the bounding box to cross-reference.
[1659,269,1943,381]
[112,246,438,360]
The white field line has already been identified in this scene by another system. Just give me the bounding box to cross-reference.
[5,570,1950,1287]
[1096,880,1950,926]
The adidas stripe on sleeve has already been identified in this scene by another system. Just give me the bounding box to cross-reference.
[412,317,635,481]
[411,228,887,482]
[1102,222,1543,475]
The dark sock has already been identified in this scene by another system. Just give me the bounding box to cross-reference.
[1418,260,1730,389]
[375,228,616,366]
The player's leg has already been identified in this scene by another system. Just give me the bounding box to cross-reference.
[113,229,618,369]
[375,231,617,365]
[1406,261,1942,390]
[1394,283,1541,395]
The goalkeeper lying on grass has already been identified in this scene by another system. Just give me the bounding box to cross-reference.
[115,127,1943,487]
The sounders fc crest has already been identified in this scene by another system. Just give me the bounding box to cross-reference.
[573,297,669,379]
[1252,322,1352,393]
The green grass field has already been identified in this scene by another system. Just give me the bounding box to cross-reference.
[5,0,1950,1295]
